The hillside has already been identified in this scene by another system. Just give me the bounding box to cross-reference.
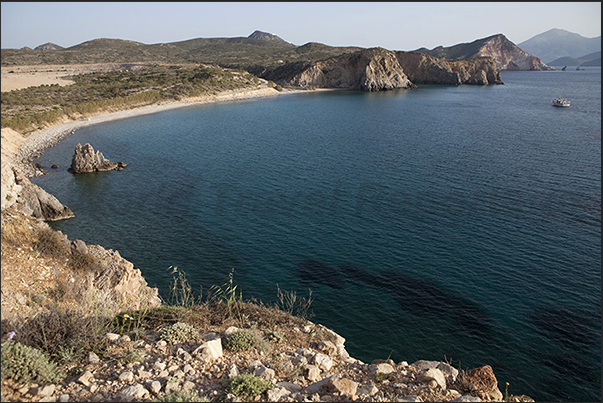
[1,31,359,70]
[414,34,552,71]
[518,28,601,65]
[548,51,601,67]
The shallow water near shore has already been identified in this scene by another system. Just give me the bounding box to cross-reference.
[34,69,601,402]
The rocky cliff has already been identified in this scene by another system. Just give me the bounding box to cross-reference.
[256,48,502,90]
[258,48,416,91]
[416,34,553,71]
[394,51,502,85]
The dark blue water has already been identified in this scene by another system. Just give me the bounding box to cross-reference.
[33,69,601,402]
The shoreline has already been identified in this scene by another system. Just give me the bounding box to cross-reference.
[11,86,321,175]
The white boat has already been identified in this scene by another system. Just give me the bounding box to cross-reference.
[552,98,570,107]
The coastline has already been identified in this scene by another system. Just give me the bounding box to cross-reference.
[9,86,317,174]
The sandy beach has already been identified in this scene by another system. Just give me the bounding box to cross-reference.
[2,86,310,169]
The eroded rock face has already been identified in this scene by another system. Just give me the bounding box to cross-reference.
[12,168,75,221]
[395,51,503,85]
[269,48,416,91]
[69,143,127,173]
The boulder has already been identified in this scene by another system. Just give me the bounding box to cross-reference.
[69,143,127,173]
[458,365,503,401]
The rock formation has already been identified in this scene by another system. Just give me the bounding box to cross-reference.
[395,51,503,85]
[260,48,417,91]
[415,34,553,71]
[10,167,75,221]
[257,47,502,90]
[69,143,127,173]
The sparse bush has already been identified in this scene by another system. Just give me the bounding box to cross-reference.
[223,329,256,352]
[1,341,65,384]
[159,322,201,345]
[223,329,271,353]
[226,372,274,400]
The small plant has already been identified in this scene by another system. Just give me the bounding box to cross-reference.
[167,266,197,307]
[276,284,314,320]
[1,341,65,384]
[154,389,208,402]
[210,269,243,321]
[223,330,256,352]
[159,322,201,345]
[226,372,274,400]
[505,382,510,401]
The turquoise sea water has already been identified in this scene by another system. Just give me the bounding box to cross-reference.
[33,68,601,402]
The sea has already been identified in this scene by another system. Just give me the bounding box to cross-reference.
[33,67,601,402]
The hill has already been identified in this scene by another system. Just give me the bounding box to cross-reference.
[548,51,601,67]
[518,28,601,65]
[1,31,356,69]
[34,42,64,51]
[414,34,552,71]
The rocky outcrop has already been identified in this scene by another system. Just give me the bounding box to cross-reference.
[261,48,416,91]
[257,47,502,90]
[11,168,75,221]
[415,34,553,71]
[394,51,502,85]
[69,143,127,173]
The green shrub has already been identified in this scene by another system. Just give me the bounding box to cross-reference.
[1,341,65,384]
[223,330,257,352]
[159,322,201,345]
[226,373,274,400]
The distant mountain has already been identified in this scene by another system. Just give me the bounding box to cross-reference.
[414,34,552,71]
[518,28,601,65]
[548,51,601,67]
[34,42,64,51]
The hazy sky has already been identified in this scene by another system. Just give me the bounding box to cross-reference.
[1,2,601,50]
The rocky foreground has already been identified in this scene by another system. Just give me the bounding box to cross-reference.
[1,310,534,403]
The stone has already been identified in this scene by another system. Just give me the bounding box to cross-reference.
[69,143,126,173]
[192,338,223,362]
[437,362,460,386]
[119,383,149,400]
[153,361,166,371]
[77,371,94,387]
[370,362,395,375]
[58,394,70,402]
[277,382,303,393]
[419,368,447,390]
[305,364,321,382]
[316,340,337,356]
[357,384,379,397]
[149,380,162,394]
[106,333,120,342]
[118,371,135,383]
[254,366,276,380]
[182,381,195,391]
[227,364,240,379]
[71,240,89,256]
[36,384,56,397]
[331,378,359,399]
[311,352,334,371]
[267,387,291,401]
[304,375,340,395]
[87,351,100,363]
[411,360,441,371]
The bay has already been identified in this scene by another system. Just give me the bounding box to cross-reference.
[33,68,601,402]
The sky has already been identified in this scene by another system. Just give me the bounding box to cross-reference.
[1,2,601,51]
